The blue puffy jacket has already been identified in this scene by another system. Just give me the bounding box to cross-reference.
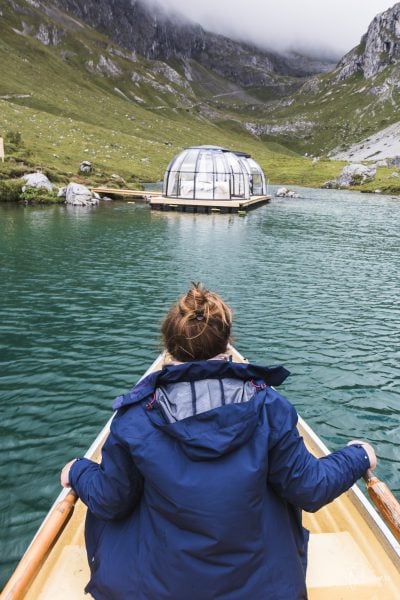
[70,360,370,600]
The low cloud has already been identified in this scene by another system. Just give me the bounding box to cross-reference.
[154,0,395,58]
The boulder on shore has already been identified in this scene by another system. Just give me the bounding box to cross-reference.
[65,182,99,206]
[322,163,376,189]
[22,172,53,192]
[339,164,376,186]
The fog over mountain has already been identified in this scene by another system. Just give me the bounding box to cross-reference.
[155,0,395,57]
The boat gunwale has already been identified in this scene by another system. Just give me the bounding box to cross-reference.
[298,415,400,563]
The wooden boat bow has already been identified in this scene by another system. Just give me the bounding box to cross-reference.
[2,349,400,599]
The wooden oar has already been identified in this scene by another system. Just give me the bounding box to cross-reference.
[1,489,77,600]
[364,469,400,542]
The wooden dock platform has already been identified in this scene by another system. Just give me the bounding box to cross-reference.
[149,195,271,214]
[90,188,271,213]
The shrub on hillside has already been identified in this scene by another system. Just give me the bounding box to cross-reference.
[5,130,23,147]
[0,178,24,202]
[20,185,60,204]
[0,163,31,179]
[41,167,69,184]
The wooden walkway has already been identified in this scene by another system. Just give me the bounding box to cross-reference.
[91,187,160,198]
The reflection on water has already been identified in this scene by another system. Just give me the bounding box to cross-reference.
[0,187,399,585]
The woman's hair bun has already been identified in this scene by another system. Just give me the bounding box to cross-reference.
[178,282,211,320]
[162,283,232,361]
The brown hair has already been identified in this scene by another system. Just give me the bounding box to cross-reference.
[161,283,233,362]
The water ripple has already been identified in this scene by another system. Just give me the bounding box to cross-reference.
[0,189,399,584]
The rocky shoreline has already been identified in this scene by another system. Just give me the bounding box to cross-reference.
[0,159,147,205]
[2,154,400,205]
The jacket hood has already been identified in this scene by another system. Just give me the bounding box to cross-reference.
[113,360,289,460]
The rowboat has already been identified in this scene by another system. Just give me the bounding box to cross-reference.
[2,347,400,599]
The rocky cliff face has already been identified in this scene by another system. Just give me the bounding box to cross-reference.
[50,0,207,60]
[336,2,400,80]
[49,0,334,89]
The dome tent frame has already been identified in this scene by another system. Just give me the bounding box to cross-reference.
[162,145,267,202]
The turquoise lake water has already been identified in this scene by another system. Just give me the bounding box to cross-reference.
[0,186,399,585]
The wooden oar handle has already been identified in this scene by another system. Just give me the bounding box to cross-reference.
[363,469,400,542]
[1,489,78,600]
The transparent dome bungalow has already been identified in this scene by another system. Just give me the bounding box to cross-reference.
[150,146,270,213]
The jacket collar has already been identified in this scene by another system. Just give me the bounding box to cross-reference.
[113,360,289,410]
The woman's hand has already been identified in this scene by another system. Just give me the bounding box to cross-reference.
[60,459,77,488]
[348,440,377,470]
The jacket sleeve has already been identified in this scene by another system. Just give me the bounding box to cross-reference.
[69,430,144,521]
[266,396,371,513]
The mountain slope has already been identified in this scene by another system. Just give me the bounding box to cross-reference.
[0,0,341,185]
[244,3,400,158]
[7,0,400,189]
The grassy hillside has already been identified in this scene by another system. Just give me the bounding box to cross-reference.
[0,0,351,198]
[245,66,400,159]
[3,0,397,199]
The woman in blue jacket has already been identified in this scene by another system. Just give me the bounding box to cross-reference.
[61,283,376,600]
